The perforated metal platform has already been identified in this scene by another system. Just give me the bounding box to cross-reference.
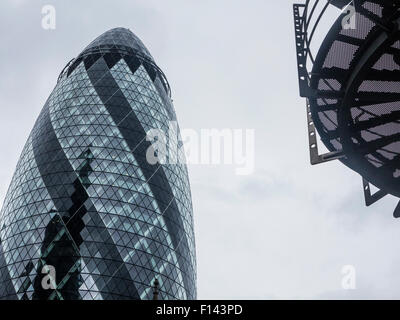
[294,0,400,216]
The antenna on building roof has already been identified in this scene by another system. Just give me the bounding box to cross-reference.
[153,278,160,300]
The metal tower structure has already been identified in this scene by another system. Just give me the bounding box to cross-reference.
[293,0,400,216]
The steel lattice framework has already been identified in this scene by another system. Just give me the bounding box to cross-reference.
[294,0,400,216]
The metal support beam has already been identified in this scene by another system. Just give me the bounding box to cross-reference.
[293,4,313,98]
[393,201,400,218]
[362,177,388,206]
[306,101,345,165]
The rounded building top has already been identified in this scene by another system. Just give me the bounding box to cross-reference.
[58,27,171,97]
[81,27,154,61]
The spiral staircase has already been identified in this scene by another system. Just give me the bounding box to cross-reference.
[294,0,400,216]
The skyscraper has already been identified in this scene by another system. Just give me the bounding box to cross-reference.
[0,28,196,300]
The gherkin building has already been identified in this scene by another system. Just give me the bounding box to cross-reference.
[0,28,196,300]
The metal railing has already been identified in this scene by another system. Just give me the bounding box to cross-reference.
[293,1,351,98]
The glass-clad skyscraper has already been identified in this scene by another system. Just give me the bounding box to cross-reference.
[0,28,196,300]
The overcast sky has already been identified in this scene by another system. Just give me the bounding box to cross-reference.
[1,0,400,299]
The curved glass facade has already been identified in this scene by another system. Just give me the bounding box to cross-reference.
[0,28,196,300]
